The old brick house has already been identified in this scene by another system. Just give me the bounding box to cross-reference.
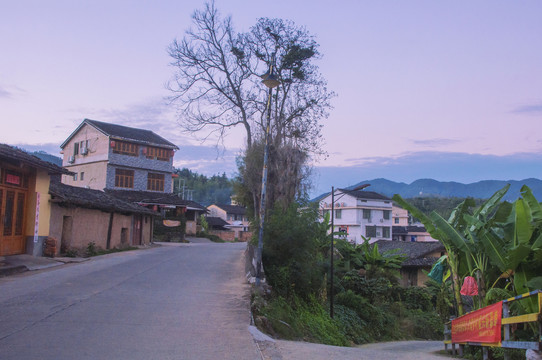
[59,119,206,235]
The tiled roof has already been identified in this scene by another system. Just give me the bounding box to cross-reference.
[402,257,441,267]
[392,226,428,235]
[337,189,391,201]
[0,143,71,175]
[61,119,178,149]
[374,240,444,267]
[106,189,207,211]
[50,182,156,215]
[209,204,246,215]
[205,216,230,228]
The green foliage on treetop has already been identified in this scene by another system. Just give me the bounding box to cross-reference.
[172,168,232,206]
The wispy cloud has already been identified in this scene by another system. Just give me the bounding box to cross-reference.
[173,144,241,176]
[0,87,11,98]
[9,142,62,155]
[511,102,542,114]
[411,138,461,147]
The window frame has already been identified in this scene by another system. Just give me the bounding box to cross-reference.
[112,141,139,156]
[115,169,134,188]
[147,172,165,192]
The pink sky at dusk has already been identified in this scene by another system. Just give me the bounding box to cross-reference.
[1,1,541,191]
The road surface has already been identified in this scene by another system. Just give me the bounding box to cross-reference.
[0,241,259,360]
[0,240,447,360]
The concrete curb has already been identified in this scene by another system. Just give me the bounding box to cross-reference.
[0,264,27,277]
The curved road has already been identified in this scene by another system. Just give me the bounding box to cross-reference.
[0,240,446,359]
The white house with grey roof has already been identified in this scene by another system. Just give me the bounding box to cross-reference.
[319,188,393,244]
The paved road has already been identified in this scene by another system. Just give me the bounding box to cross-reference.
[0,242,260,360]
[264,339,448,360]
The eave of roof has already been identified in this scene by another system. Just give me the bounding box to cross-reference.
[336,189,391,201]
[0,144,72,175]
[105,189,207,210]
[49,182,156,215]
[208,204,246,215]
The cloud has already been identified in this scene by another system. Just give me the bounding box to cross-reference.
[8,142,62,156]
[511,102,542,114]
[173,144,241,176]
[0,87,11,98]
[411,138,461,147]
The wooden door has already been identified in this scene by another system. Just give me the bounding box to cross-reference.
[133,215,142,246]
[0,187,27,255]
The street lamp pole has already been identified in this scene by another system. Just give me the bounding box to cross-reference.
[330,186,335,318]
[256,53,280,287]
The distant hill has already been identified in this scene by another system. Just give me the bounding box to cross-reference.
[30,151,62,166]
[319,178,542,202]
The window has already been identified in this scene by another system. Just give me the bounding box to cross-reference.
[147,173,164,191]
[365,226,376,238]
[363,209,371,219]
[73,142,79,155]
[80,140,89,154]
[146,146,171,161]
[73,173,78,181]
[112,141,139,156]
[115,169,134,188]
[383,227,390,238]
[383,210,390,220]
[80,172,84,181]
[335,209,342,219]
[394,217,399,224]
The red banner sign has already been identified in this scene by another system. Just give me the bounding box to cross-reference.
[452,301,502,343]
[6,173,20,185]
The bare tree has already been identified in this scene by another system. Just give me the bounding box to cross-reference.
[168,2,334,214]
[167,2,257,147]
[168,2,334,154]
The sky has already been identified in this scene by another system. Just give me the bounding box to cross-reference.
[1,1,541,197]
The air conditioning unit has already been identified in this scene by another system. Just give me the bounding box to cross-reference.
[68,156,75,164]
[81,146,88,155]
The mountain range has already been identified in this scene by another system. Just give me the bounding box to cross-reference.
[26,149,542,202]
[340,178,542,201]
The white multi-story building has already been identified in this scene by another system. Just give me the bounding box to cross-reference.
[319,188,393,244]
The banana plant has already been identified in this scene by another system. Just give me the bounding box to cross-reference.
[393,194,467,315]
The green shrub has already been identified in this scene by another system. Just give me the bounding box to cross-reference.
[333,305,369,344]
[400,309,443,340]
[85,242,98,257]
[258,296,348,346]
[263,203,327,299]
[401,286,433,311]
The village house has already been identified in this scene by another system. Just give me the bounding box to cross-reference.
[319,188,393,244]
[49,182,156,252]
[206,204,251,241]
[0,144,70,256]
[375,240,445,287]
[59,119,206,235]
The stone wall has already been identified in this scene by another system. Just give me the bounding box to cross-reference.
[209,230,252,242]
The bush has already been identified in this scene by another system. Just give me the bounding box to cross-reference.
[400,309,443,340]
[262,203,327,299]
[401,286,433,311]
[257,295,348,346]
[333,305,368,344]
[85,242,98,257]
